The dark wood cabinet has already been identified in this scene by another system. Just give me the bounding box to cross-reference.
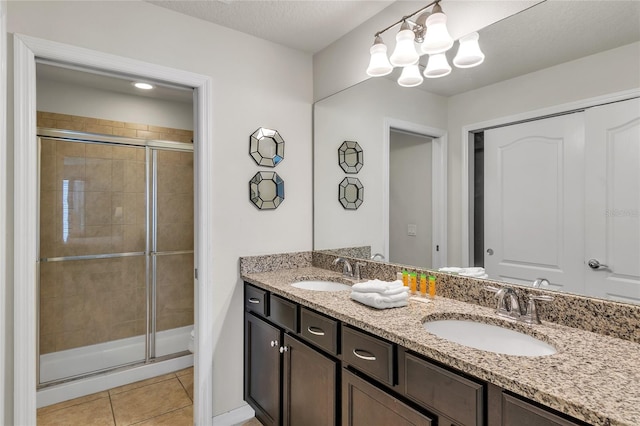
[283,334,338,426]
[501,393,586,426]
[244,312,282,426]
[342,369,433,426]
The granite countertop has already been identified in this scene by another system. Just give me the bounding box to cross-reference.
[242,266,640,426]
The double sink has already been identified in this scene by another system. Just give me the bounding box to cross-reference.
[289,279,557,357]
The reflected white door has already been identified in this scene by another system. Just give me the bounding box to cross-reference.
[484,113,585,293]
[584,98,640,303]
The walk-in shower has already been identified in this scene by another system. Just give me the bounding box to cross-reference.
[37,128,194,386]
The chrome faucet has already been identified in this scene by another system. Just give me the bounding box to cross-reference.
[354,262,365,281]
[370,253,385,261]
[485,285,553,324]
[333,257,353,278]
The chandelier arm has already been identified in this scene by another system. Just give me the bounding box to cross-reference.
[374,0,440,37]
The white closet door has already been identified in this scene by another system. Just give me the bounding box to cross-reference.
[484,113,585,293]
[584,98,640,303]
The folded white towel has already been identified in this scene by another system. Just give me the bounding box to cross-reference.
[459,267,486,278]
[350,291,408,309]
[438,267,462,273]
[351,279,407,295]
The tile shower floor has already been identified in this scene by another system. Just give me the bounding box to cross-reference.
[37,367,262,425]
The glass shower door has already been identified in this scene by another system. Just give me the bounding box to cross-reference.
[150,148,194,358]
[39,138,148,384]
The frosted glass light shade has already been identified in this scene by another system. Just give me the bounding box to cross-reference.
[390,22,419,67]
[424,53,451,78]
[453,32,485,68]
[421,11,454,54]
[398,63,423,87]
[366,40,393,77]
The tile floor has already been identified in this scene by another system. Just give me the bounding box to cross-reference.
[37,368,194,426]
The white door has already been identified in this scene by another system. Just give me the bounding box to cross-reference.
[584,98,640,303]
[484,113,585,293]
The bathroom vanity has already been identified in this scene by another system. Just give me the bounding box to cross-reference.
[240,257,639,426]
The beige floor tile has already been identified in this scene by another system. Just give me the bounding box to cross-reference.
[177,371,193,401]
[110,378,191,425]
[37,391,110,417]
[132,405,193,425]
[175,366,193,377]
[108,373,176,396]
[241,418,263,426]
[37,396,115,426]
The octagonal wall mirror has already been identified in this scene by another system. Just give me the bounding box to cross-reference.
[250,127,285,167]
[339,177,364,210]
[250,171,285,210]
[338,140,363,173]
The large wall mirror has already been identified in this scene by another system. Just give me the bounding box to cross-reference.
[313,1,640,304]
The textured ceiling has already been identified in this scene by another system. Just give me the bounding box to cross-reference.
[146,0,395,53]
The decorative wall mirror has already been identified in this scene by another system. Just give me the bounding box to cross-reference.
[250,171,285,209]
[338,140,363,173]
[250,127,285,167]
[339,177,364,210]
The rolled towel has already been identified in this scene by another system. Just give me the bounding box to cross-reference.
[350,291,408,309]
[351,279,407,295]
[459,267,486,278]
[438,267,462,273]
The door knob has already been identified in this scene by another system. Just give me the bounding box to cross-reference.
[486,248,494,256]
[587,259,609,270]
[270,340,278,347]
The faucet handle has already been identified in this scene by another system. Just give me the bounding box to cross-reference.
[354,262,365,281]
[484,285,501,294]
[521,293,554,324]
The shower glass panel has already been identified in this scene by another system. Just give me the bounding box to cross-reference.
[151,149,194,358]
[38,133,193,386]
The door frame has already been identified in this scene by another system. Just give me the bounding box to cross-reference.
[0,1,7,423]
[13,34,215,425]
[383,118,447,269]
[460,88,640,267]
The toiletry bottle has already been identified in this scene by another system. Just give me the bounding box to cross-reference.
[402,270,408,287]
[420,274,427,297]
[409,272,417,294]
[428,275,436,299]
[396,271,403,282]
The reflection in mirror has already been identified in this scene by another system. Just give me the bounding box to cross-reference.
[249,127,284,167]
[338,140,364,173]
[339,177,364,210]
[313,1,640,304]
[249,171,284,209]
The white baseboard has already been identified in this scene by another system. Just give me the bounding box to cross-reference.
[213,404,255,426]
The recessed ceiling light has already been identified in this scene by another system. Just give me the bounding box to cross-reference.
[133,82,154,90]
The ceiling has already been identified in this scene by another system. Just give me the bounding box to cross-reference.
[146,0,395,54]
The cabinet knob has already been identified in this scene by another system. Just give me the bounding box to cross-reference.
[279,346,289,353]
[270,340,278,347]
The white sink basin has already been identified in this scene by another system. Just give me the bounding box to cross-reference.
[423,319,556,357]
[291,280,352,292]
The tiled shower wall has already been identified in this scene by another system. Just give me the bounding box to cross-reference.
[38,113,194,354]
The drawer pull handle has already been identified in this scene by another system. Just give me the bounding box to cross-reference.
[353,349,376,361]
[307,326,325,336]
[248,298,260,304]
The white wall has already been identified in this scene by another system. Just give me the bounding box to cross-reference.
[446,41,640,265]
[5,0,313,421]
[314,76,446,255]
[389,131,432,267]
[37,78,194,130]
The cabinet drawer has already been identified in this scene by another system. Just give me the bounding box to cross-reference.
[245,284,267,316]
[269,294,298,333]
[404,352,483,426]
[300,307,339,355]
[342,326,394,386]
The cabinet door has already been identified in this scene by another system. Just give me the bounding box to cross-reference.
[283,334,337,426]
[342,369,433,426]
[244,312,282,426]
[502,393,583,426]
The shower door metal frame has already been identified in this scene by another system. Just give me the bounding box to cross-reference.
[36,128,194,388]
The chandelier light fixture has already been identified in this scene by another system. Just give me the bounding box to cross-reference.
[366,0,485,86]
